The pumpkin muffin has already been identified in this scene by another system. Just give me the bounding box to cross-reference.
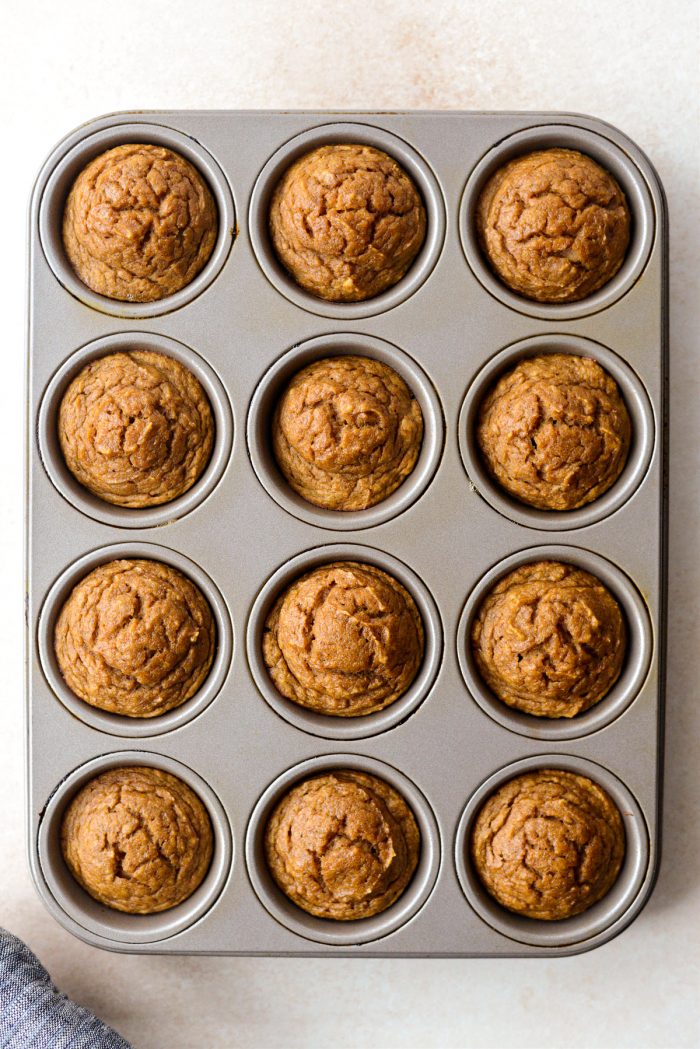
[58,350,214,508]
[61,766,213,913]
[269,144,426,302]
[63,143,217,302]
[54,559,215,718]
[471,769,625,920]
[264,770,420,920]
[263,561,424,717]
[476,353,631,511]
[476,148,630,303]
[273,355,423,511]
[471,561,626,718]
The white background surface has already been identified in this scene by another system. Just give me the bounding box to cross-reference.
[2,2,699,1046]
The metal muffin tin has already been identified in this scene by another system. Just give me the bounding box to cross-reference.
[26,110,667,957]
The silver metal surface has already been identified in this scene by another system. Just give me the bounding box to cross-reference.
[26,110,667,957]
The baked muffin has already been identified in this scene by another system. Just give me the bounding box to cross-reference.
[273,356,423,511]
[476,148,630,303]
[471,561,626,718]
[264,770,420,920]
[471,769,625,920]
[476,353,631,511]
[54,559,215,718]
[61,766,213,913]
[63,143,217,302]
[269,144,426,302]
[58,350,214,508]
[263,561,424,717]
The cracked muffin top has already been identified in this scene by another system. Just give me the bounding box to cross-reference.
[264,770,420,920]
[471,769,625,920]
[269,144,426,302]
[272,355,423,511]
[476,353,631,511]
[54,559,215,718]
[58,350,214,508]
[476,148,630,303]
[471,561,626,718]
[61,766,213,913]
[262,561,424,717]
[62,143,218,302]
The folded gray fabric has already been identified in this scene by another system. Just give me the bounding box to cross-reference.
[0,929,132,1049]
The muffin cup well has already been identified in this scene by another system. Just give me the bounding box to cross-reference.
[458,334,655,531]
[459,123,655,320]
[38,751,233,945]
[248,122,446,319]
[245,754,440,946]
[38,333,233,529]
[454,754,649,948]
[456,545,653,741]
[247,333,444,530]
[38,122,235,318]
[246,544,443,740]
[37,543,233,738]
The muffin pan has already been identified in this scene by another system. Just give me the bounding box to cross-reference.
[26,110,667,956]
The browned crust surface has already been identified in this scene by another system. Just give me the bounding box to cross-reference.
[62,143,218,302]
[471,561,626,718]
[61,766,213,913]
[269,144,426,302]
[476,353,631,511]
[272,355,423,510]
[264,770,420,920]
[476,148,630,303]
[54,559,215,718]
[262,561,424,717]
[471,769,625,920]
[58,350,214,508]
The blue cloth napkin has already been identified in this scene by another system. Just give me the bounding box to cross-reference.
[0,929,132,1049]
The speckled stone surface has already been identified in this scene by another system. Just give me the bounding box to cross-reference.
[3,1,699,1046]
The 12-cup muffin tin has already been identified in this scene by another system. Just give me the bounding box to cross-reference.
[26,111,667,956]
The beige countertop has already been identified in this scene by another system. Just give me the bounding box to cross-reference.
[2,0,698,1045]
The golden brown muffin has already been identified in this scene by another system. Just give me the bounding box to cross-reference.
[476,353,631,511]
[54,559,215,718]
[272,356,424,511]
[264,770,420,920]
[63,143,218,302]
[471,561,626,718]
[470,769,625,920]
[476,148,630,303]
[263,561,424,717]
[58,350,214,508]
[61,766,213,914]
[269,144,426,302]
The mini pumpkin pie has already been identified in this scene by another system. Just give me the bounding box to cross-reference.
[476,353,631,511]
[272,355,423,511]
[61,766,213,913]
[58,350,214,508]
[54,559,215,718]
[471,561,626,718]
[269,144,426,302]
[470,769,625,920]
[264,770,420,920]
[63,143,217,302]
[476,148,630,303]
[262,561,424,717]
